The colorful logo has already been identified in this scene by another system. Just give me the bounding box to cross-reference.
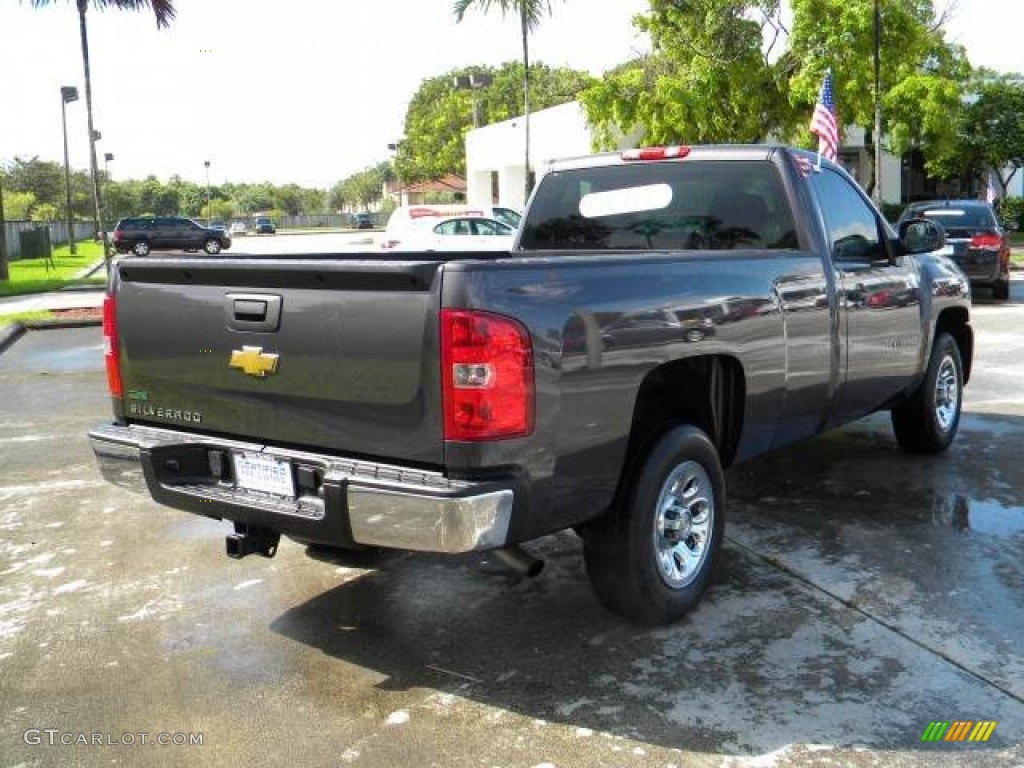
[921,721,997,743]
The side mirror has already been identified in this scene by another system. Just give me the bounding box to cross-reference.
[898,218,945,254]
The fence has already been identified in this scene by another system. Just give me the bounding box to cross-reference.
[2,220,96,261]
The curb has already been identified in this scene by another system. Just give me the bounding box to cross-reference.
[0,322,24,355]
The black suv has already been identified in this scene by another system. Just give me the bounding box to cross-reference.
[112,217,232,257]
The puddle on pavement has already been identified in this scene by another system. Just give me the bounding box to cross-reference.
[0,327,103,374]
[928,493,1024,537]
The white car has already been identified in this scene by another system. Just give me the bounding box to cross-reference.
[382,215,516,251]
[229,221,247,236]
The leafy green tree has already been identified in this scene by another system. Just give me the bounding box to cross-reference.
[209,199,237,221]
[582,0,969,197]
[5,157,65,207]
[341,165,389,210]
[3,191,37,220]
[30,0,176,260]
[328,181,348,212]
[950,76,1024,199]
[103,180,139,222]
[454,0,562,199]
[581,0,794,149]
[137,175,179,216]
[32,203,61,222]
[787,0,968,193]
[236,183,276,214]
[395,62,590,183]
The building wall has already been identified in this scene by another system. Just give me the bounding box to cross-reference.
[466,102,596,210]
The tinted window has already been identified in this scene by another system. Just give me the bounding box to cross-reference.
[808,168,886,263]
[520,160,797,251]
[910,206,996,231]
[493,207,521,228]
[434,219,473,236]
[471,219,511,236]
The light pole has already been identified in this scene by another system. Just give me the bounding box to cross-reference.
[453,72,493,129]
[204,160,211,225]
[61,85,80,256]
[103,152,114,253]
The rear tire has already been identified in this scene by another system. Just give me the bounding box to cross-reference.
[584,424,725,625]
[891,332,963,453]
[131,240,150,257]
[203,238,222,255]
[993,279,1010,301]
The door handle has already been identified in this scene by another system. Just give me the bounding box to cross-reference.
[225,293,282,332]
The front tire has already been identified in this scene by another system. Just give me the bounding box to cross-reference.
[584,425,725,625]
[891,332,963,453]
[203,238,222,255]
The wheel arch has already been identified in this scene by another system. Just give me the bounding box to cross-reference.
[935,307,973,384]
[623,354,746,474]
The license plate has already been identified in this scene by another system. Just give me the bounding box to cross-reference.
[232,452,295,497]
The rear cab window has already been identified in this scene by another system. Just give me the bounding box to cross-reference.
[519,160,797,251]
[913,206,997,233]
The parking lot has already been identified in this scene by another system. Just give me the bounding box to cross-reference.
[1,277,1022,767]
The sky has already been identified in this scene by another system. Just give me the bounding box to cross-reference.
[0,0,1020,191]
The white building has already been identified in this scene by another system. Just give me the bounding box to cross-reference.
[465,101,1021,210]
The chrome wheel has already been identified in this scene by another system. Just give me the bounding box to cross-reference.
[204,239,221,255]
[934,354,959,432]
[652,460,714,589]
[132,241,150,257]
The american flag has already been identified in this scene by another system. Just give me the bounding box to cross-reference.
[810,70,838,162]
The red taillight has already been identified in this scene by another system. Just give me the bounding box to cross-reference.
[440,309,534,441]
[102,295,122,398]
[621,145,691,162]
[970,233,1002,250]
[113,229,123,242]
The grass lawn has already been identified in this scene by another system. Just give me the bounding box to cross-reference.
[0,309,55,326]
[0,242,107,297]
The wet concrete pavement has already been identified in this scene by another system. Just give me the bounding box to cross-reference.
[1,289,1023,767]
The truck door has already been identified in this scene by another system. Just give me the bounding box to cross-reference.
[807,168,923,424]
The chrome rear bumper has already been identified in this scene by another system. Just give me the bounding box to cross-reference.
[89,423,514,554]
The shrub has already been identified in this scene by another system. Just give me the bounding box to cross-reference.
[996,197,1024,230]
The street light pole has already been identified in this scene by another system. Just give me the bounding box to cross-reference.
[453,73,493,129]
[103,152,114,255]
[61,85,80,256]
[204,160,211,225]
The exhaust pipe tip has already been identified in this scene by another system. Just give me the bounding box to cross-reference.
[493,545,544,578]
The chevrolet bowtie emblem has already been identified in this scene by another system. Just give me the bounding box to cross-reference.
[229,346,279,377]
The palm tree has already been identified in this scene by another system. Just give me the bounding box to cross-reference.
[453,0,557,205]
[31,0,176,269]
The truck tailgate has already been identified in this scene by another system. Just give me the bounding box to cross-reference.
[113,257,446,466]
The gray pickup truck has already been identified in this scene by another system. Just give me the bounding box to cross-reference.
[89,145,972,624]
